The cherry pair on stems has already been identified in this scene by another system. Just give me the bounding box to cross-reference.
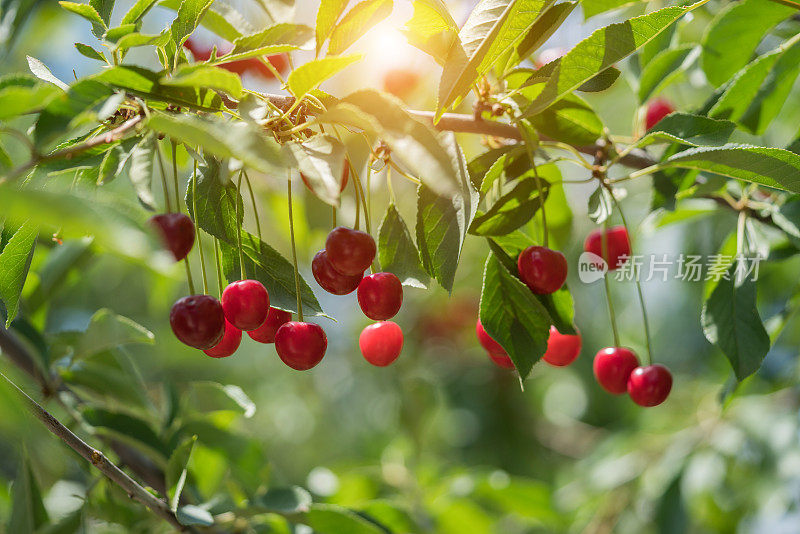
[593,347,672,407]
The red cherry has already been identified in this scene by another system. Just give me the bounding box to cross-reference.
[517,246,568,294]
[359,321,404,366]
[149,213,195,261]
[542,326,581,367]
[627,365,672,407]
[357,272,403,321]
[593,347,639,394]
[475,319,515,369]
[325,227,376,276]
[170,295,225,349]
[203,320,242,358]
[312,250,363,295]
[221,280,270,331]
[183,38,212,61]
[584,226,631,271]
[383,68,420,99]
[248,307,292,344]
[645,98,675,130]
[274,322,327,370]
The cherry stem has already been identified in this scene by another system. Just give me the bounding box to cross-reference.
[170,141,180,214]
[242,170,262,241]
[191,159,208,294]
[520,125,548,247]
[601,221,620,347]
[157,140,194,294]
[349,157,371,234]
[213,237,224,296]
[154,138,172,213]
[287,175,304,322]
[353,164,361,230]
[386,165,396,204]
[235,170,246,281]
[331,205,337,228]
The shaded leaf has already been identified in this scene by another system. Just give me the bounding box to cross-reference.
[75,308,154,358]
[185,157,243,244]
[75,42,107,62]
[527,93,603,146]
[128,135,158,210]
[378,204,428,288]
[82,408,169,458]
[577,66,620,92]
[470,167,554,236]
[283,134,346,206]
[253,486,312,514]
[167,435,196,511]
[7,455,48,533]
[0,222,37,327]
[635,113,736,148]
[638,44,694,102]
[306,504,385,534]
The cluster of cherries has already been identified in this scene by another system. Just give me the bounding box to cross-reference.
[475,226,673,407]
[312,227,405,367]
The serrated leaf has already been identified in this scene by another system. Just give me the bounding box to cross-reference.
[638,44,694,102]
[33,80,115,148]
[283,134,346,206]
[504,1,576,70]
[306,504,385,534]
[527,93,603,146]
[522,2,701,117]
[577,66,620,92]
[479,253,552,378]
[378,204,428,288]
[0,222,37,328]
[316,0,349,53]
[7,455,49,533]
[114,31,170,52]
[121,0,159,25]
[170,0,214,46]
[700,0,794,88]
[402,0,460,64]
[661,144,800,194]
[104,24,138,42]
[59,1,107,29]
[159,0,251,41]
[147,111,284,173]
[701,260,770,381]
[287,55,361,99]
[222,23,313,62]
[128,135,158,210]
[583,0,643,19]
[75,42,107,62]
[177,505,214,526]
[635,113,736,148]
[26,56,68,90]
[185,157,243,244]
[76,308,154,358]
[162,64,243,98]
[328,0,393,55]
[167,435,196,511]
[438,0,552,117]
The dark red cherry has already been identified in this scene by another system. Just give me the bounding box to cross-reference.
[628,365,672,407]
[584,226,631,271]
[149,213,195,261]
[475,319,514,369]
[325,227,376,276]
[170,295,225,349]
[593,347,639,394]
[517,246,568,294]
[274,322,327,370]
[221,280,270,331]
[248,307,292,344]
[312,250,363,295]
[645,98,675,130]
[357,272,403,321]
[359,321,404,366]
[203,320,242,358]
[542,326,581,367]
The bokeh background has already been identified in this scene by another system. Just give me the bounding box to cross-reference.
[2,0,800,532]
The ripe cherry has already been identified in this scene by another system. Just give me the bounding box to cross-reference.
[543,326,582,367]
[517,246,568,294]
[221,280,270,331]
[628,365,672,407]
[325,227,376,276]
[203,320,242,358]
[170,295,225,349]
[312,250,363,295]
[357,272,403,321]
[248,307,292,344]
[475,319,514,369]
[645,98,675,130]
[274,322,327,371]
[149,213,195,261]
[593,347,639,394]
[359,321,404,366]
[584,226,631,271]
[383,68,420,99]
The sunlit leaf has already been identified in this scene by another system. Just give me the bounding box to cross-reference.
[58,1,107,30]
[170,0,214,46]
[0,222,37,327]
[402,0,459,65]
[316,0,349,53]
[287,55,362,99]
[638,44,694,102]
[162,64,243,99]
[76,308,154,359]
[328,0,393,55]
[378,204,428,288]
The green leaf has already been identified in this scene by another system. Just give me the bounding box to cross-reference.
[186,160,244,251]
[190,381,256,417]
[522,2,701,117]
[170,0,214,46]
[661,144,800,194]
[378,204,428,288]
[60,351,151,408]
[59,1,108,29]
[638,44,694,102]
[283,134,346,206]
[121,0,159,25]
[437,0,552,116]
[75,308,154,359]
[587,185,613,224]
[75,42,107,62]
[33,80,114,148]
[328,0,393,55]
[176,505,214,526]
[700,0,794,88]
[334,89,459,196]
[159,0,250,41]
[7,455,49,533]
[0,222,37,327]
[316,0,349,53]
[708,34,800,135]
[167,435,196,511]
[252,486,312,514]
[114,31,171,52]
[147,111,284,174]
[0,82,61,120]
[577,66,620,92]
[26,56,68,90]
[416,136,478,293]
[128,135,158,210]
[287,55,362,99]
[223,23,313,62]
[527,93,603,146]
[503,1,577,70]
[402,0,460,65]
[91,0,114,25]
[104,24,138,42]
[39,509,84,534]
[306,504,385,534]
[701,261,770,381]
[82,407,169,458]
[479,253,552,378]
[583,0,643,19]
[162,64,243,99]
[635,113,736,148]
